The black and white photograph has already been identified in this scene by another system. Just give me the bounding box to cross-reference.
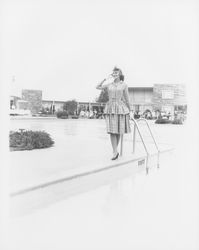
[0,0,199,249]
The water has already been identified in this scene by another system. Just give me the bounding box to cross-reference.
[9,117,185,194]
[10,117,184,145]
[8,118,199,250]
[10,117,106,137]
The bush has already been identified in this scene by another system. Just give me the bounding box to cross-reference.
[63,100,77,115]
[10,130,54,151]
[56,111,68,119]
[155,118,172,124]
[172,119,183,125]
[71,115,79,119]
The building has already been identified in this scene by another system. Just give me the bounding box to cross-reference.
[10,84,187,116]
[41,100,106,114]
[42,100,64,113]
[128,84,187,115]
[10,95,31,116]
[41,84,187,115]
[77,102,105,113]
[128,87,153,113]
[10,96,21,110]
[152,84,187,114]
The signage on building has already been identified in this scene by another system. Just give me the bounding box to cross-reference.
[161,90,174,99]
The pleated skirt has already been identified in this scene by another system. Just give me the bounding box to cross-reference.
[105,114,131,134]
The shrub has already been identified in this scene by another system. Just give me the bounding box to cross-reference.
[71,115,79,119]
[155,118,172,124]
[63,100,77,115]
[172,119,183,125]
[10,130,54,151]
[56,111,68,119]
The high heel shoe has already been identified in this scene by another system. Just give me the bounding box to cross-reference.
[111,153,119,160]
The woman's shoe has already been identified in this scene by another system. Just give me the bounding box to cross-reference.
[111,153,119,160]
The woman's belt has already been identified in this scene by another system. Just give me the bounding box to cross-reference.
[109,98,122,101]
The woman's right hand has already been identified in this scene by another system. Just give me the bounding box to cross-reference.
[105,74,114,83]
[96,78,107,89]
[96,74,113,89]
[106,74,113,80]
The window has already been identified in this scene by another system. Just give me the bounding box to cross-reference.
[10,100,14,109]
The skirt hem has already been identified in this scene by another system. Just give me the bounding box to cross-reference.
[105,114,131,134]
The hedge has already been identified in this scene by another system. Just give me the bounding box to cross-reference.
[155,119,172,124]
[56,111,69,119]
[10,130,54,151]
[172,119,183,125]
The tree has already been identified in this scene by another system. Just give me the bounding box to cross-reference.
[63,100,77,115]
[96,88,109,103]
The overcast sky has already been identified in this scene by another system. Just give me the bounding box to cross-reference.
[2,0,198,101]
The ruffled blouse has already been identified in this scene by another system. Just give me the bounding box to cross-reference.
[99,82,131,115]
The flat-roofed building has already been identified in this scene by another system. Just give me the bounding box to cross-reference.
[42,100,65,113]
[17,100,29,110]
[128,84,187,115]
[152,84,187,114]
[128,87,153,113]
[10,96,21,109]
[10,84,187,116]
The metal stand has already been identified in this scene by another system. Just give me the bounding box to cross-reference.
[119,117,160,174]
[131,118,160,174]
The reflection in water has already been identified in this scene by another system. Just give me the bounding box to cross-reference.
[63,122,78,136]
[102,176,136,216]
[11,159,140,217]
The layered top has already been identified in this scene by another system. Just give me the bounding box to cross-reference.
[98,82,131,115]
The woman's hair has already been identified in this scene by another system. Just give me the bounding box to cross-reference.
[113,66,125,81]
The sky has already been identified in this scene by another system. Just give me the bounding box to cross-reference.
[2,0,199,102]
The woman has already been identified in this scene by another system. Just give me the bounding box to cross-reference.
[96,67,132,160]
